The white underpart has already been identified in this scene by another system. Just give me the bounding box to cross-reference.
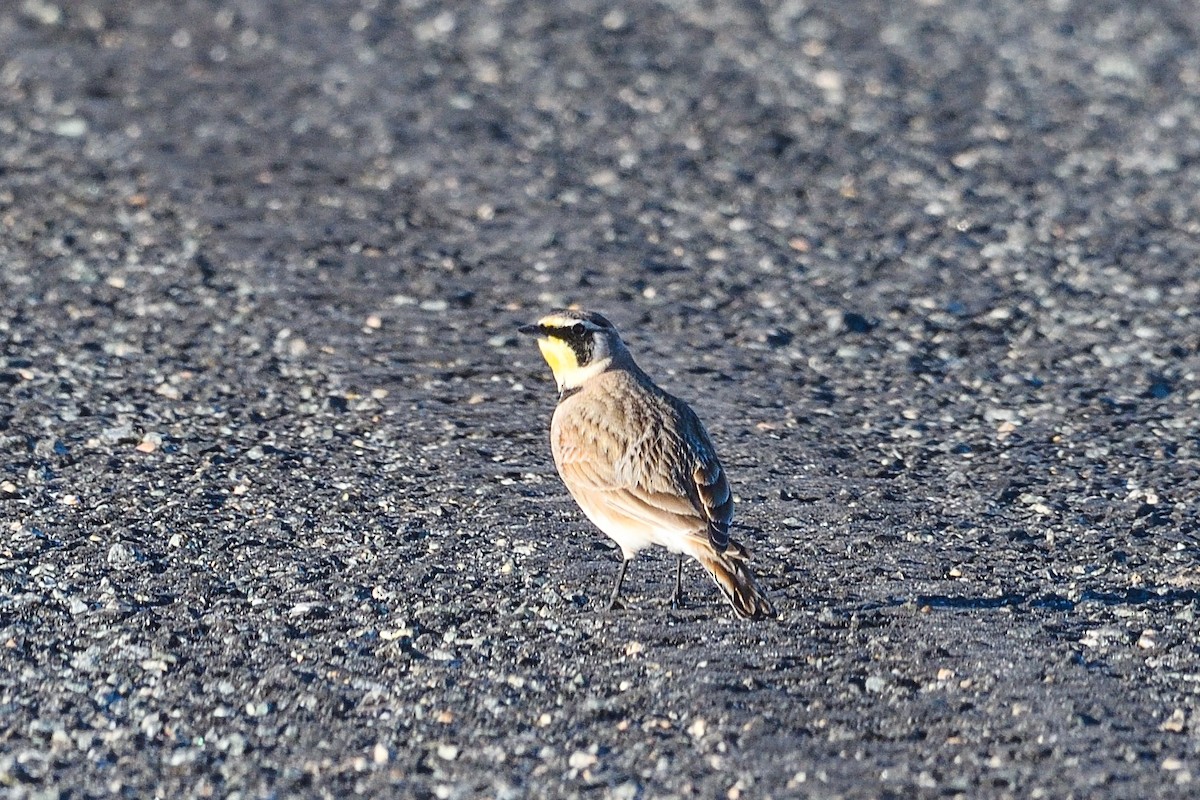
[562,473,707,561]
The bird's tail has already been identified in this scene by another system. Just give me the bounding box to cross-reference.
[694,540,776,620]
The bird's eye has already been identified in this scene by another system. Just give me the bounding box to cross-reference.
[571,322,586,336]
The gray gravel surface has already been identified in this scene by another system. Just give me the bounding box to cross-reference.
[3,1,1200,798]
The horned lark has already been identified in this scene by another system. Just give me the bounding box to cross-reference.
[519,309,775,620]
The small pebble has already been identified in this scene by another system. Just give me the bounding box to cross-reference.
[601,9,627,30]
[23,0,63,25]
[107,542,136,568]
[101,424,137,444]
[55,118,87,137]
[1161,710,1186,733]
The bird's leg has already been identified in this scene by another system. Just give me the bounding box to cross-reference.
[606,558,631,612]
[671,554,686,608]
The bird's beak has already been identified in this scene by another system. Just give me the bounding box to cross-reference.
[517,323,544,336]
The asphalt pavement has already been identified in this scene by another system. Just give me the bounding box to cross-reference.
[2,1,1200,797]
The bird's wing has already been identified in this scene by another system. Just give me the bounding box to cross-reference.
[691,450,733,552]
[553,401,706,535]
[674,400,733,553]
[552,391,732,548]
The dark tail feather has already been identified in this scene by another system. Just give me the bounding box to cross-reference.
[696,541,776,620]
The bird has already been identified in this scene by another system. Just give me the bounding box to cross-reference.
[518,308,775,620]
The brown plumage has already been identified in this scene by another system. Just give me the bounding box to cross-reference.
[519,309,775,620]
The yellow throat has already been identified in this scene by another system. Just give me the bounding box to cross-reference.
[536,337,579,383]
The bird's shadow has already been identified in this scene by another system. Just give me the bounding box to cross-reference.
[880,586,1200,613]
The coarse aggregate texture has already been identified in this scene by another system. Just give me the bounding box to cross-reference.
[2,0,1200,798]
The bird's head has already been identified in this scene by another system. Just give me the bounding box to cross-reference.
[518,309,627,392]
